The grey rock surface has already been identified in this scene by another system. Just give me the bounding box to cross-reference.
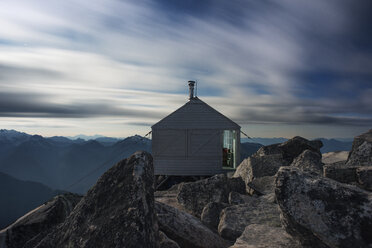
[290,149,323,173]
[156,201,230,248]
[228,191,252,205]
[0,193,82,248]
[278,137,323,164]
[323,162,358,183]
[229,224,301,248]
[218,196,281,241]
[28,151,159,248]
[247,176,275,195]
[234,136,323,194]
[276,166,372,248]
[356,166,372,191]
[201,202,229,231]
[233,155,284,193]
[155,185,189,214]
[346,129,372,166]
[261,192,276,203]
[177,174,245,217]
[159,231,180,248]
[255,136,322,164]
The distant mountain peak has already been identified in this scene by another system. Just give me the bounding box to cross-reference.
[123,135,150,143]
[0,129,29,136]
[0,129,31,145]
[67,134,105,141]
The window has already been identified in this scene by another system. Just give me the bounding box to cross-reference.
[222,130,237,168]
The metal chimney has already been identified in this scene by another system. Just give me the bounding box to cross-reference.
[188,80,195,99]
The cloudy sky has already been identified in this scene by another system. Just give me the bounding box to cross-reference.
[0,0,371,138]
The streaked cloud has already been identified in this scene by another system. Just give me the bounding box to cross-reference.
[0,0,371,137]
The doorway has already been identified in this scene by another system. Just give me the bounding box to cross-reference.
[222,130,237,168]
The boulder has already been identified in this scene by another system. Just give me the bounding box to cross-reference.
[278,137,322,164]
[176,174,245,217]
[233,155,284,193]
[28,151,159,248]
[229,224,301,248]
[290,149,323,173]
[228,177,246,193]
[323,162,358,183]
[261,192,276,203]
[218,197,281,241]
[254,143,283,157]
[155,201,230,248]
[233,137,322,194]
[201,202,229,231]
[0,193,82,248]
[155,185,188,213]
[228,191,252,205]
[159,231,180,248]
[275,166,372,248]
[255,136,322,164]
[356,166,372,191]
[346,129,372,166]
[247,176,275,195]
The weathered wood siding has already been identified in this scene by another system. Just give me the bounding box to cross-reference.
[153,129,235,175]
[154,158,224,175]
[152,97,241,176]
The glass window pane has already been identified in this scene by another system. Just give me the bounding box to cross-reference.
[223,130,235,168]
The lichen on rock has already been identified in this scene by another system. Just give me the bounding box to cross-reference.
[275,166,372,248]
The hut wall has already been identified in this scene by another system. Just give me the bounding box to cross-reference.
[153,128,240,175]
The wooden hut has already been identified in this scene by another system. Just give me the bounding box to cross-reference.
[152,81,241,176]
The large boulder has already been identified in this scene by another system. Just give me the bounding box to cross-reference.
[290,149,323,173]
[278,137,323,164]
[176,174,245,217]
[255,136,323,164]
[323,162,358,183]
[228,191,252,205]
[346,129,372,166]
[0,193,82,248]
[356,166,372,191]
[247,176,275,195]
[28,151,159,248]
[155,184,187,213]
[234,136,323,194]
[155,201,230,248]
[229,224,300,248]
[201,202,229,231]
[275,166,372,248]
[159,231,180,248]
[233,155,284,193]
[218,196,281,241]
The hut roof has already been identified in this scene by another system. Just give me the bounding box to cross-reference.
[152,97,240,130]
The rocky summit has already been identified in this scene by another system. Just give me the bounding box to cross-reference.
[25,151,159,248]
[276,167,372,248]
[346,129,372,166]
[2,130,371,248]
[0,193,82,248]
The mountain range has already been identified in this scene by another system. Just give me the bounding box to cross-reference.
[0,130,151,194]
[0,130,352,193]
[0,172,62,229]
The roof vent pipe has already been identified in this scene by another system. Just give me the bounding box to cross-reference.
[188,80,195,99]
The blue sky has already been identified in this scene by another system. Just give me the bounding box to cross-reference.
[0,0,371,138]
